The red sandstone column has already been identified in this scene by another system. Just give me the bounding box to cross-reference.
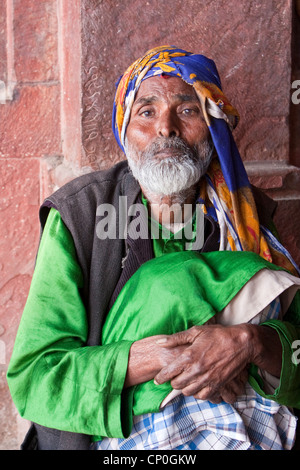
[0,0,62,449]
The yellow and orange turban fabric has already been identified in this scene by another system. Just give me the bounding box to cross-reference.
[112,46,299,275]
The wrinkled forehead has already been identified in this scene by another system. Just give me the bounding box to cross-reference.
[132,75,198,106]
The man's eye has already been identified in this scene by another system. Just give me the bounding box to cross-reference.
[182,107,198,116]
[139,109,153,117]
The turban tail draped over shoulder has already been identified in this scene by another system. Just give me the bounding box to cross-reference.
[112,45,299,275]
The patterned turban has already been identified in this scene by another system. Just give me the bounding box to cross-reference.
[112,45,299,275]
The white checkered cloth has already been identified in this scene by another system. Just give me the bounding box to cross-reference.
[93,298,297,451]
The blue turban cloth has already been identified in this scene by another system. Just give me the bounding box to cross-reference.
[112,45,299,275]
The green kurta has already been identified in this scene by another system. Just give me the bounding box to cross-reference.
[7,207,300,442]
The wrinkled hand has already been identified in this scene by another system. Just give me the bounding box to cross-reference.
[124,334,188,388]
[199,368,249,404]
[154,324,254,402]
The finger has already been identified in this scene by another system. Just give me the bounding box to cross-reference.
[192,385,220,402]
[154,344,200,385]
[207,392,224,404]
[155,333,186,348]
[230,376,247,396]
[219,371,249,404]
[154,362,185,385]
[219,386,237,404]
[172,369,207,395]
[227,369,249,396]
[207,395,222,404]
[239,367,249,385]
[156,326,202,348]
[194,389,223,404]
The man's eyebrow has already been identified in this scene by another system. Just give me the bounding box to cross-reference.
[133,96,158,107]
[175,93,199,102]
[133,93,199,107]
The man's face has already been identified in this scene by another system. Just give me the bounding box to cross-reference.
[125,76,213,198]
[126,75,210,155]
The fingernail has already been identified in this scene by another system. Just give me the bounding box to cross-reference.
[156,337,168,344]
[154,379,159,385]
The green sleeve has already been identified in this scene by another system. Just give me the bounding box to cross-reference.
[249,308,300,409]
[248,218,300,409]
[7,208,134,439]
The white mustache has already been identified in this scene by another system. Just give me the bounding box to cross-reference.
[141,137,199,163]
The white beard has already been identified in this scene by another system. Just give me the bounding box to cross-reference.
[125,136,214,200]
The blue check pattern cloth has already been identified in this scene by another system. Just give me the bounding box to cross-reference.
[93,299,297,451]
[94,386,296,451]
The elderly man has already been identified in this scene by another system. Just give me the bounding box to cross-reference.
[7,46,300,451]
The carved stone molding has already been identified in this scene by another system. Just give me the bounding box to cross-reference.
[0,0,16,104]
[245,161,300,200]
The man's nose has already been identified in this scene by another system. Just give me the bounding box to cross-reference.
[157,111,180,138]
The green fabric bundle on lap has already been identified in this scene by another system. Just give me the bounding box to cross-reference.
[102,250,297,416]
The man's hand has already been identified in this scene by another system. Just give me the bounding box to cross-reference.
[124,325,250,403]
[125,323,282,404]
[153,324,253,400]
[153,323,282,401]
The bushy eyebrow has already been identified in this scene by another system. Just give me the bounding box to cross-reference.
[133,93,199,108]
[133,96,159,107]
[176,94,199,103]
